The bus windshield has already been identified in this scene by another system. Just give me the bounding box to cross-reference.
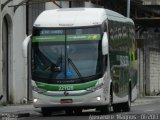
[32,27,103,83]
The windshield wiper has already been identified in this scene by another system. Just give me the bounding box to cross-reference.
[38,53,61,72]
[49,49,63,72]
[52,56,62,72]
[68,58,82,79]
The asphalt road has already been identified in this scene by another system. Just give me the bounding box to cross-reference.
[18,103,160,120]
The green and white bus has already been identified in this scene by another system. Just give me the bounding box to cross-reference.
[23,8,137,116]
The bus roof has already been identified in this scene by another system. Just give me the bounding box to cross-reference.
[106,9,134,24]
[34,8,134,28]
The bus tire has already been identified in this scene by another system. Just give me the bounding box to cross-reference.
[74,109,82,115]
[122,98,131,112]
[122,84,131,112]
[65,109,74,115]
[100,105,110,114]
[41,107,52,116]
[110,83,113,105]
[113,104,122,112]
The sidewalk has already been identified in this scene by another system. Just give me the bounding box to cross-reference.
[0,104,40,118]
[0,96,160,118]
[132,96,160,106]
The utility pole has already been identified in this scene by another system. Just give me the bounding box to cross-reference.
[127,0,131,17]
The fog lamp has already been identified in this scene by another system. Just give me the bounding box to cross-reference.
[33,98,38,103]
[97,96,101,101]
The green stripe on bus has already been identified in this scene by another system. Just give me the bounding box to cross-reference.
[67,34,101,41]
[32,35,65,42]
[32,34,101,42]
[35,80,97,91]
[42,94,87,98]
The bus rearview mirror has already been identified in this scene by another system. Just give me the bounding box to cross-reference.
[102,32,108,55]
[22,35,31,58]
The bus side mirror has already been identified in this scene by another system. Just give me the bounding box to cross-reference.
[22,35,31,58]
[102,32,108,55]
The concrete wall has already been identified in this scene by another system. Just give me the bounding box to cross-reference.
[12,2,27,103]
[139,50,144,96]
[137,48,144,97]
[0,0,14,103]
[149,50,160,95]
[139,32,160,96]
[0,0,27,103]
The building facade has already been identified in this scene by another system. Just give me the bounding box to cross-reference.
[0,0,27,104]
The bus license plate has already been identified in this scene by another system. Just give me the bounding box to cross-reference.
[60,99,73,104]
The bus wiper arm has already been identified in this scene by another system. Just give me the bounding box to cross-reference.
[68,58,82,79]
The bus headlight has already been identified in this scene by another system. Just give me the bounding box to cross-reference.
[97,96,101,101]
[33,98,38,103]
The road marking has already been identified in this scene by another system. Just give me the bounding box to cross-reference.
[145,109,155,112]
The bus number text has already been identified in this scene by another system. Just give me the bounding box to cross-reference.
[59,86,74,91]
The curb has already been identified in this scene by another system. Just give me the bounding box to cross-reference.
[0,112,30,119]
[131,97,160,106]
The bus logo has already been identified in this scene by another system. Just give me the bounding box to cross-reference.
[64,91,69,96]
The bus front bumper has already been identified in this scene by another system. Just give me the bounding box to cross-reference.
[33,88,109,108]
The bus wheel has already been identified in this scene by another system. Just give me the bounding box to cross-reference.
[74,109,82,115]
[41,107,52,116]
[65,109,74,115]
[122,95,131,112]
[113,104,122,112]
[100,105,110,114]
[122,85,131,112]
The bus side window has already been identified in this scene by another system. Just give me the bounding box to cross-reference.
[131,53,134,61]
